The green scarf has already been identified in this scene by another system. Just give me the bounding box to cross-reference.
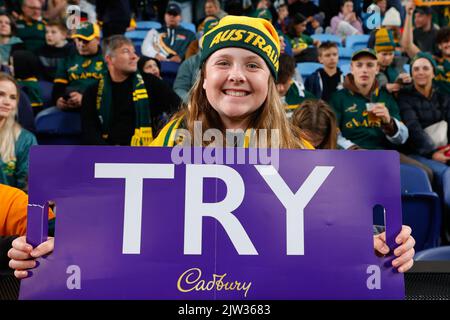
[96,71,153,146]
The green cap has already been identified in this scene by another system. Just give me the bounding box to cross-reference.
[410,52,437,75]
[351,48,378,61]
[72,22,100,41]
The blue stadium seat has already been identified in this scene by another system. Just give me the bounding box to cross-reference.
[414,246,450,260]
[160,61,181,87]
[338,47,353,66]
[296,62,323,78]
[136,21,161,30]
[404,64,410,74]
[311,34,342,47]
[373,164,441,251]
[180,21,196,34]
[340,63,351,75]
[345,34,370,50]
[400,165,441,251]
[35,107,82,145]
[338,46,353,59]
[125,30,148,41]
[38,80,54,108]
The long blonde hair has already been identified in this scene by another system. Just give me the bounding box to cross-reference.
[174,65,306,149]
[0,73,21,163]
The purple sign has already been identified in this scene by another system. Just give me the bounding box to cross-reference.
[20,146,404,299]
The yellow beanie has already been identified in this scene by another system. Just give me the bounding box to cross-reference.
[374,28,395,53]
[200,15,281,79]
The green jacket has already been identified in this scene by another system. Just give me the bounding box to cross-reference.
[0,129,37,191]
[330,75,408,150]
[435,58,450,95]
[283,80,316,118]
[15,17,46,52]
[54,49,105,94]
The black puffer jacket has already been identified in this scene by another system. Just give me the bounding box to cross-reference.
[398,85,450,157]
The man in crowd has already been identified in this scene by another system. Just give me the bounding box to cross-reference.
[53,21,104,110]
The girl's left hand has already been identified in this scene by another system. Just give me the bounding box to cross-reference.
[374,225,415,273]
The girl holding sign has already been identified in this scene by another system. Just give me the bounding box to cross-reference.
[8,16,415,279]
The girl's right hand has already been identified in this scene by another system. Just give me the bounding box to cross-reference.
[7,236,55,279]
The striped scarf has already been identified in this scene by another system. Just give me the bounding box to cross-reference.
[96,71,153,146]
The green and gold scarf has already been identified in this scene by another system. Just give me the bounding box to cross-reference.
[96,71,153,146]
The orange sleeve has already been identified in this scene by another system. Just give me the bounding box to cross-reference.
[0,185,55,236]
[0,185,28,236]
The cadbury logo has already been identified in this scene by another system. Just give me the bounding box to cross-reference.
[177,267,252,298]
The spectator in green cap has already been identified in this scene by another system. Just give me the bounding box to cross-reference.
[52,21,104,110]
[330,48,408,150]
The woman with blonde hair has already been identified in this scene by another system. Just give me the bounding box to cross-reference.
[0,73,37,191]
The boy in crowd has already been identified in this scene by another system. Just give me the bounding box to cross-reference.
[36,19,74,82]
[304,41,344,103]
[276,53,316,118]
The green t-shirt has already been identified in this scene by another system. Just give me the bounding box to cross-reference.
[15,18,46,52]
[0,129,37,191]
[54,50,105,93]
[329,86,401,150]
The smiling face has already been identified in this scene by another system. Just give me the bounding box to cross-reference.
[0,80,18,121]
[411,58,434,88]
[202,47,270,129]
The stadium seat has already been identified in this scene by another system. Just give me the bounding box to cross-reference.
[180,21,196,34]
[38,80,54,108]
[373,164,441,251]
[404,64,410,74]
[338,47,353,66]
[296,62,322,78]
[35,107,82,145]
[345,34,370,50]
[311,34,342,47]
[160,61,181,87]
[340,63,351,75]
[136,21,161,30]
[414,246,450,260]
[400,165,441,251]
[125,30,148,41]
